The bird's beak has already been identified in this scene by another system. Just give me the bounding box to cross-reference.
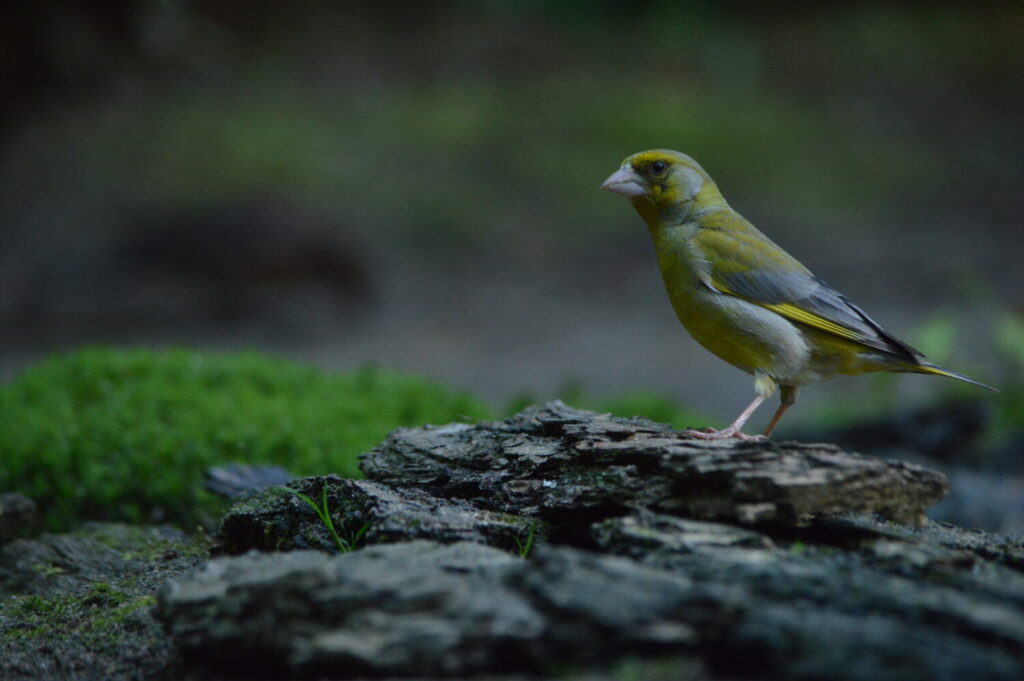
[600,167,646,198]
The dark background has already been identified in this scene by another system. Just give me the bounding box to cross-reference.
[2,2,1022,483]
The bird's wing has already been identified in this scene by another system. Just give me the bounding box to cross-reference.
[696,228,922,360]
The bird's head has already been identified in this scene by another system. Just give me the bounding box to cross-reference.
[601,149,724,227]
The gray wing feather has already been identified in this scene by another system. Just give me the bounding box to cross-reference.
[719,269,922,361]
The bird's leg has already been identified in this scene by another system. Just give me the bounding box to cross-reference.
[684,373,776,441]
[761,385,798,438]
[683,394,767,441]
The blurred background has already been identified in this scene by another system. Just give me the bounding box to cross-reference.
[2,1,1023,529]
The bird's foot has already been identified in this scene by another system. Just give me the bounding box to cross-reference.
[682,426,766,442]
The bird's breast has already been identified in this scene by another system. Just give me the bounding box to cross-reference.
[651,226,812,383]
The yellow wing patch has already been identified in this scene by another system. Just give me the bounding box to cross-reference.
[760,302,867,342]
[714,280,872,345]
[708,266,905,357]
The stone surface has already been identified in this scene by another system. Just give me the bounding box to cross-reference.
[361,401,948,525]
[13,402,1017,680]
[157,541,730,678]
[149,404,1024,680]
[158,531,1024,680]
[590,509,775,555]
[0,522,209,681]
[203,463,295,499]
[218,476,538,555]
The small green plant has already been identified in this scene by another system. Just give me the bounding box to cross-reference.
[512,526,536,558]
[31,563,66,578]
[285,486,370,553]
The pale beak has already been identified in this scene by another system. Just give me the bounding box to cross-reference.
[600,167,646,198]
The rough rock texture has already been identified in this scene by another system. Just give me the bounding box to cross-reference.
[594,512,1024,680]
[151,402,1024,680]
[0,522,210,681]
[158,541,732,678]
[203,463,294,499]
[218,476,538,555]
[362,401,948,525]
[796,400,1024,535]
[159,531,1024,681]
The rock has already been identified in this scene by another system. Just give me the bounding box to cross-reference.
[218,476,539,555]
[0,522,209,681]
[0,493,37,545]
[930,466,1024,535]
[362,401,948,525]
[0,522,200,597]
[157,540,730,678]
[157,534,1024,680]
[152,403,1024,680]
[591,510,776,557]
[204,463,295,499]
[597,512,1024,680]
[796,399,1024,535]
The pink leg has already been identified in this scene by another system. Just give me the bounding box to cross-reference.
[761,385,798,438]
[683,394,767,441]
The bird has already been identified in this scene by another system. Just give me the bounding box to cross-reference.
[601,149,996,441]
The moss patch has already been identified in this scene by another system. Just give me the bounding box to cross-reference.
[3,585,155,643]
[0,522,210,679]
[0,347,491,530]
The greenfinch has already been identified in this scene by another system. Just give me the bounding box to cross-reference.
[601,149,995,440]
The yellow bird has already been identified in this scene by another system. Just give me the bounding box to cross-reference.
[601,149,996,440]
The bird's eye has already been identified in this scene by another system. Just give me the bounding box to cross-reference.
[651,160,667,173]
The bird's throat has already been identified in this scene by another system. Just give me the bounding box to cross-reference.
[629,195,660,231]
[631,196,691,233]
[631,195,695,234]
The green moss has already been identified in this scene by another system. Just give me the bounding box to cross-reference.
[0,347,491,530]
[2,586,155,643]
[989,313,1024,440]
[77,523,211,562]
[30,564,66,578]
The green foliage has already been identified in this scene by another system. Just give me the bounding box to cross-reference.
[0,348,491,530]
[906,311,1024,442]
[512,526,536,559]
[912,312,958,364]
[989,313,1024,436]
[995,313,1024,374]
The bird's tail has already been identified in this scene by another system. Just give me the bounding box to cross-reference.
[914,362,998,392]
